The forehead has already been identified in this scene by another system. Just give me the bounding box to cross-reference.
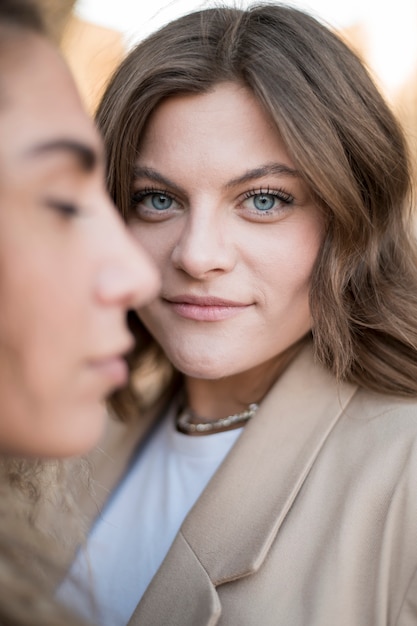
[0,33,100,159]
[139,82,295,175]
[144,83,273,137]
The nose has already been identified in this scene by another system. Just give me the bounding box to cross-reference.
[95,209,160,308]
[171,208,236,279]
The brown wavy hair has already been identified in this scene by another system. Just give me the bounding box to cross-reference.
[96,4,417,419]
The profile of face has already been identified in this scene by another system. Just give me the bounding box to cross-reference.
[0,33,159,457]
[130,82,323,391]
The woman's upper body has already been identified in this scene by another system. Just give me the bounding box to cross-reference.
[61,3,417,625]
[66,341,417,626]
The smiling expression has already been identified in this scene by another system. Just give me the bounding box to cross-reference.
[130,82,323,396]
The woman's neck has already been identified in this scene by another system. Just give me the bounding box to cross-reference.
[184,338,307,420]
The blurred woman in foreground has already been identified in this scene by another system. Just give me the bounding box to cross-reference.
[0,0,159,623]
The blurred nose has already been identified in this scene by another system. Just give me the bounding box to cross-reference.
[95,209,160,308]
[171,206,236,279]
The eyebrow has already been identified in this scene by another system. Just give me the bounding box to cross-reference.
[225,163,300,188]
[133,166,185,195]
[25,139,98,172]
[134,163,300,194]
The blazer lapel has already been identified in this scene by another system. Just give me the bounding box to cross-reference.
[130,343,358,625]
[130,531,221,626]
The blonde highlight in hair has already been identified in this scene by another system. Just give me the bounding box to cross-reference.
[0,457,91,625]
[96,4,417,418]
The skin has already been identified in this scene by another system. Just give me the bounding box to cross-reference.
[130,82,323,419]
[0,33,159,457]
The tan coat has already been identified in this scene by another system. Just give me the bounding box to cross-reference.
[79,344,417,625]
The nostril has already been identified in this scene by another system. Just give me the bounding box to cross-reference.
[171,231,234,278]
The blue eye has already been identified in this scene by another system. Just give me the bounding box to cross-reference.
[151,194,172,210]
[130,188,181,222]
[253,194,276,211]
[240,187,295,221]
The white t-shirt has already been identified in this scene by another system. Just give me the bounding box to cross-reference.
[58,406,243,626]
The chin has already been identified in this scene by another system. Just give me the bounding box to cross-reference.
[39,403,107,458]
[171,356,235,380]
[0,399,107,458]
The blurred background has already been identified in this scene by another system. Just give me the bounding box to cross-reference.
[37,0,417,174]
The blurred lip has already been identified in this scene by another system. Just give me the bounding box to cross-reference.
[162,294,252,321]
[88,340,133,387]
[88,356,128,386]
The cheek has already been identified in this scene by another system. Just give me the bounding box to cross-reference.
[130,223,153,249]
[256,226,321,294]
[250,228,322,339]
[287,217,323,286]
[130,223,175,265]
[0,270,79,406]
[138,300,165,339]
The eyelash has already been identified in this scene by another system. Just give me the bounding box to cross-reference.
[131,187,174,203]
[242,187,294,207]
[45,199,79,217]
[130,185,295,220]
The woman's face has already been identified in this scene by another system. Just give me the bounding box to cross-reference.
[0,34,159,457]
[131,82,322,388]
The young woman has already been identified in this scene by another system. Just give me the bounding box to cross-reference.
[62,5,417,625]
[0,0,159,623]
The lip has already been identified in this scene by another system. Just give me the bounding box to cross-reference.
[88,355,129,387]
[88,339,134,388]
[162,294,252,322]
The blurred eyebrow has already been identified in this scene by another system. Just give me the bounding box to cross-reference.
[26,139,97,171]
[226,163,300,187]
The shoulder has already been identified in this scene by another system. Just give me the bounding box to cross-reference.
[330,387,417,497]
[346,386,417,431]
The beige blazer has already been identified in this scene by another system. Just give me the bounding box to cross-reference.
[78,344,417,625]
